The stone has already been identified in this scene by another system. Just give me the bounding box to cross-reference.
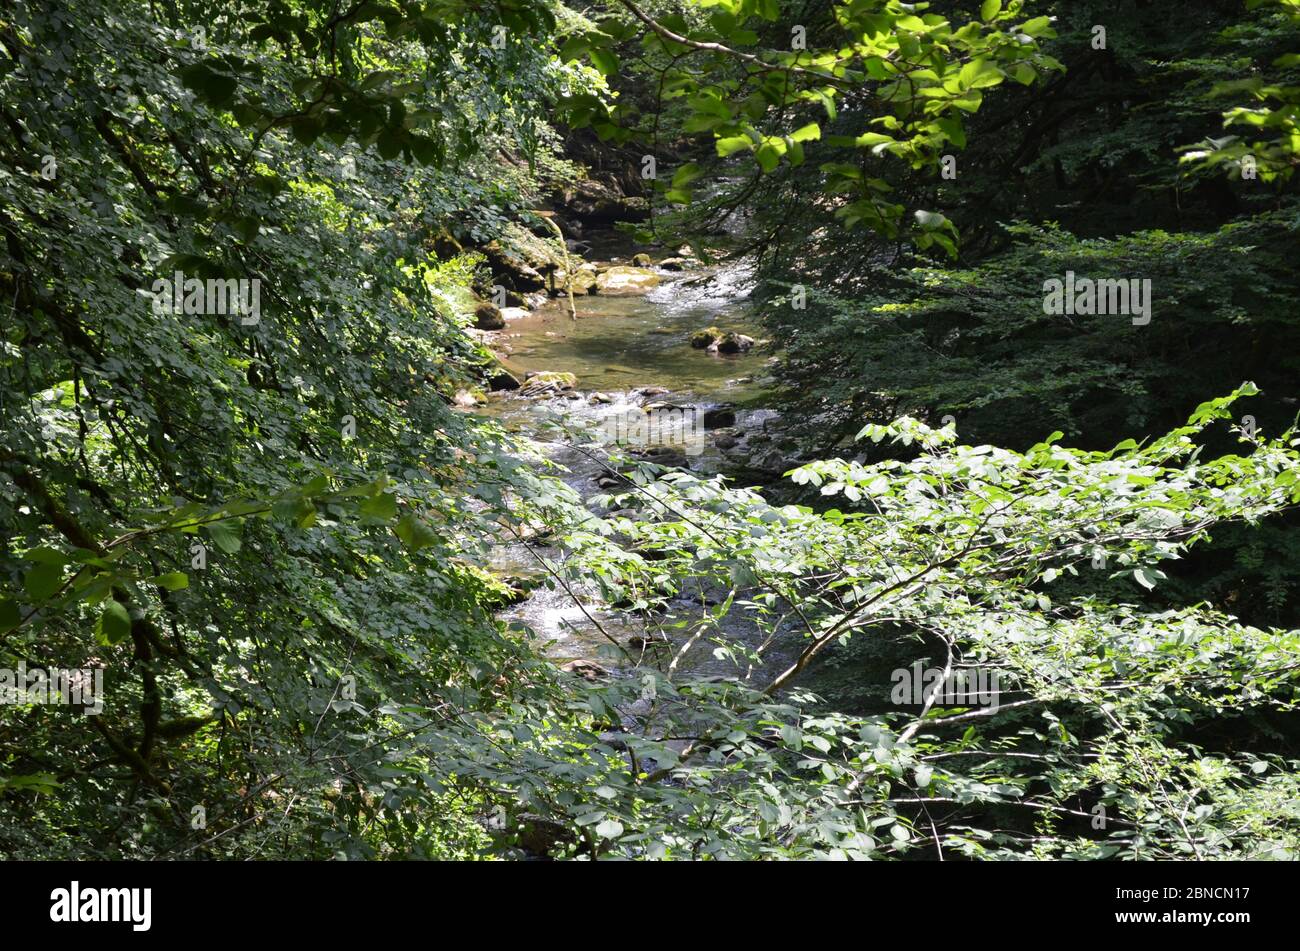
[595,266,660,296]
[473,302,505,330]
[703,407,736,428]
[690,327,722,349]
[519,371,577,397]
[560,659,611,682]
[483,243,546,290]
[554,178,648,227]
[631,252,652,266]
[487,366,521,391]
[552,266,598,296]
[709,332,755,354]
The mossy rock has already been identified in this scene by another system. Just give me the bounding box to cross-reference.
[712,331,755,354]
[690,326,723,349]
[551,266,598,296]
[595,266,660,296]
[520,370,577,396]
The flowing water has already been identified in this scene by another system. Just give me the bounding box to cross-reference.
[479,254,804,685]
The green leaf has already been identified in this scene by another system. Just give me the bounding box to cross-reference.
[155,572,189,591]
[716,133,755,160]
[854,131,896,150]
[179,64,237,107]
[96,599,132,646]
[671,162,702,188]
[0,598,20,632]
[1018,16,1053,37]
[789,122,821,143]
[361,492,399,520]
[981,0,1002,20]
[23,546,70,566]
[24,562,64,601]
[716,134,754,157]
[376,128,403,159]
[914,209,950,230]
[394,514,437,550]
[205,519,242,554]
[1133,567,1158,590]
[559,36,590,62]
[0,773,60,795]
[594,818,624,838]
[958,58,1002,90]
[588,47,618,77]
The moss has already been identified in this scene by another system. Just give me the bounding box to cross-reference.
[690,326,722,349]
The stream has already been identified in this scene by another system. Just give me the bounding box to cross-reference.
[477,248,806,685]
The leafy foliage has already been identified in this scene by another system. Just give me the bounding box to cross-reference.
[560,0,1060,249]
[3,0,1298,862]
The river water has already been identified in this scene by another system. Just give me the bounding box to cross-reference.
[478,254,804,684]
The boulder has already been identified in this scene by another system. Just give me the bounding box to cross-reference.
[481,223,566,292]
[474,302,505,330]
[500,306,530,321]
[595,266,660,296]
[520,371,578,397]
[554,178,648,227]
[658,257,690,271]
[483,243,546,290]
[710,332,755,354]
[703,407,736,428]
[690,327,722,349]
[631,252,652,267]
[560,659,611,682]
[551,265,598,296]
[487,366,521,391]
